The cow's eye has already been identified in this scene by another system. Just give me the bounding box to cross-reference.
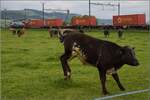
[129,51,134,57]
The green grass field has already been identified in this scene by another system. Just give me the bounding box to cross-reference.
[1,29,150,100]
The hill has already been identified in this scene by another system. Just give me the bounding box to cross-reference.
[1,9,112,25]
[1,9,79,22]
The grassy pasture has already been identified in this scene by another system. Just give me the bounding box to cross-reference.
[1,29,150,100]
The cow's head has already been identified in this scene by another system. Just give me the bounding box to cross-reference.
[58,28,76,43]
[121,46,139,66]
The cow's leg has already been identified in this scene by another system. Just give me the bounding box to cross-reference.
[112,73,125,91]
[98,68,109,95]
[60,53,71,80]
[50,32,53,37]
[13,30,16,35]
[18,33,21,37]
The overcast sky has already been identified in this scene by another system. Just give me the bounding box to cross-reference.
[1,0,149,22]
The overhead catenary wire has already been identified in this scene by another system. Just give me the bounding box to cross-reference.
[90,2,120,15]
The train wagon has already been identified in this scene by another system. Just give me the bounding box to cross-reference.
[71,16,97,26]
[25,19,44,28]
[25,19,64,28]
[45,19,63,27]
[113,14,146,26]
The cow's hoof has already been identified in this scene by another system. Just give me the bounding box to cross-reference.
[120,87,125,91]
[64,76,68,80]
[68,75,71,79]
[64,76,71,80]
[103,91,110,95]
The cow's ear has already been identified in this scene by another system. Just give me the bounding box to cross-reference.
[123,45,129,48]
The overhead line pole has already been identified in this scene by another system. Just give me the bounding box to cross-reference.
[89,0,91,30]
[42,3,45,26]
[89,0,91,17]
[4,9,7,29]
[118,3,120,15]
[24,9,27,20]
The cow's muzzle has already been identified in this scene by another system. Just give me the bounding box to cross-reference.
[133,59,140,66]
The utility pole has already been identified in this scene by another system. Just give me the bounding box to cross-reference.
[65,10,70,23]
[4,9,7,29]
[89,0,91,17]
[42,3,45,27]
[118,3,120,15]
[89,0,91,30]
[24,9,27,20]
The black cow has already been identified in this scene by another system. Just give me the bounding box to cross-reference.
[103,26,110,38]
[59,32,139,95]
[118,28,124,38]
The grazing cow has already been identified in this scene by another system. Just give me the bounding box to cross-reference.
[118,28,124,38]
[59,32,139,95]
[103,26,110,38]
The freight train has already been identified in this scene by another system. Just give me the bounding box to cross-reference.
[23,16,97,28]
[10,14,147,29]
[24,19,64,28]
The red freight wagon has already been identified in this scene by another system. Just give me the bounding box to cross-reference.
[71,16,97,26]
[26,19,44,28]
[45,19,63,27]
[113,14,146,26]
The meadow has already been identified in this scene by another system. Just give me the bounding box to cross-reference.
[1,28,150,100]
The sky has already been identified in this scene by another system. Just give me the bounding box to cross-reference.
[1,0,149,22]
